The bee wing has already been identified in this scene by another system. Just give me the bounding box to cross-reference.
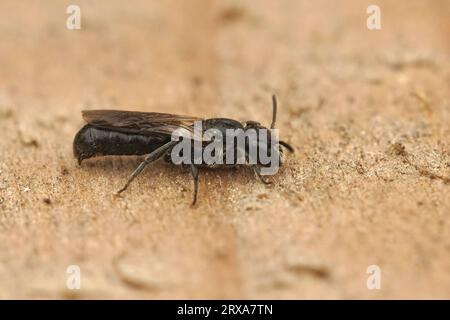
[82,110,203,139]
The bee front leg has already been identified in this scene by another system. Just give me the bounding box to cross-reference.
[244,146,272,185]
[252,165,272,185]
[190,164,199,206]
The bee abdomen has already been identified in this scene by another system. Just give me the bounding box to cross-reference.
[73,124,170,164]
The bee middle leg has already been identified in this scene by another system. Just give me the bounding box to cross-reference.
[190,164,199,206]
[117,141,176,194]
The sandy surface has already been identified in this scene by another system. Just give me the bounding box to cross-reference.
[0,0,449,299]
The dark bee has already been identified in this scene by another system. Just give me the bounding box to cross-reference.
[73,95,294,205]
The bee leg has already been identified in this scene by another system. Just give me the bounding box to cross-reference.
[117,141,176,194]
[244,148,272,185]
[252,165,272,185]
[190,164,199,206]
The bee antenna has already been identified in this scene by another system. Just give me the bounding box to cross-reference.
[271,94,277,129]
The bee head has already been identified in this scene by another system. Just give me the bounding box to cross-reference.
[244,95,294,154]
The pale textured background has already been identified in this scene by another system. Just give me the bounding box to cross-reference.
[0,0,449,299]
